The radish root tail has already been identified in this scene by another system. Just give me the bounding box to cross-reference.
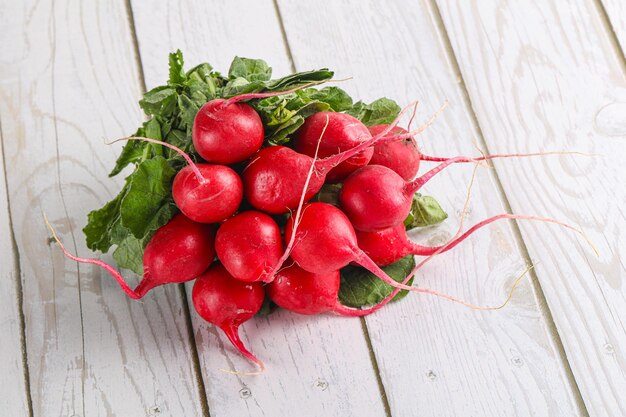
[219,325,266,376]
[43,213,142,299]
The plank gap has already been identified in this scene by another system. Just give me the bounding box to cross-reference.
[122,1,212,415]
[427,1,591,415]
[594,0,626,74]
[124,0,148,91]
[359,318,392,417]
[271,0,297,73]
[179,284,212,417]
[0,113,34,417]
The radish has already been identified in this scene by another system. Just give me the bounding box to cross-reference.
[192,263,265,369]
[368,125,421,180]
[192,83,326,164]
[266,262,380,316]
[340,149,574,232]
[339,164,430,232]
[111,137,242,224]
[293,111,373,183]
[284,202,419,292]
[46,214,215,299]
[356,214,569,266]
[215,211,284,282]
[192,99,264,164]
[172,163,243,223]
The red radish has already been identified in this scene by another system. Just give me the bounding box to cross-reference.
[368,125,421,180]
[266,262,379,316]
[192,99,264,164]
[192,263,265,369]
[215,211,284,282]
[267,263,340,315]
[242,146,327,214]
[192,83,326,164]
[293,111,373,183]
[110,137,243,224]
[45,214,215,299]
[356,214,568,266]
[340,146,586,232]
[284,202,418,291]
[339,164,431,232]
[172,163,243,223]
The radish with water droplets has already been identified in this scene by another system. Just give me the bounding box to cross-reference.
[192,263,265,369]
[267,263,382,316]
[339,161,468,232]
[215,211,284,282]
[293,111,373,183]
[368,125,421,180]
[192,84,327,164]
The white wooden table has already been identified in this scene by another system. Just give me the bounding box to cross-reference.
[1,1,625,416]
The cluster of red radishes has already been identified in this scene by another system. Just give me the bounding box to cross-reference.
[50,85,576,371]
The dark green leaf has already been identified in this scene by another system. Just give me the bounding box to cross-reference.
[119,157,177,239]
[83,191,125,252]
[139,86,177,116]
[404,194,448,229]
[228,57,272,82]
[339,256,416,307]
[312,183,342,205]
[222,78,267,97]
[112,234,145,275]
[168,49,187,85]
[347,97,401,126]
[145,117,161,140]
[178,94,200,129]
[265,69,334,90]
[304,87,353,111]
[109,133,146,177]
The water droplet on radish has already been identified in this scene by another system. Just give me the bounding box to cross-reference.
[604,343,615,354]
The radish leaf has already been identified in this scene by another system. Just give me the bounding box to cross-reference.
[339,256,416,307]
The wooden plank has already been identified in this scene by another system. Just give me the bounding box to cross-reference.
[130,1,388,416]
[0,131,31,415]
[0,1,205,416]
[602,0,626,54]
[276,0,587,416]
[436,1,626,416]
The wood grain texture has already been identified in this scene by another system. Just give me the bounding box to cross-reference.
[0,1,205,416]
[0,128,30,415]
[277,0,587,416]
[130,1,387,416]
[436,1,626,416]
[602,0,626,54]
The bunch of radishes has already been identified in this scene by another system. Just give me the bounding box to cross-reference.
[49,52,588,371]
